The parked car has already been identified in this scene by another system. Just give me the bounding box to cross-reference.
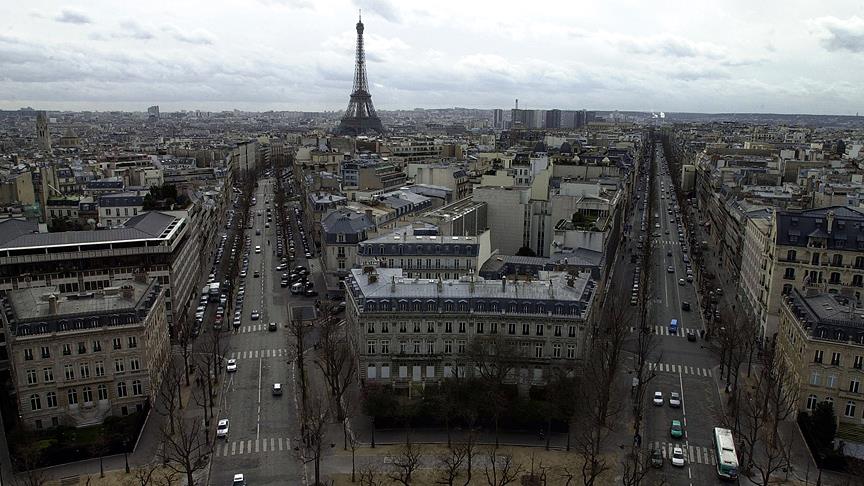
[216,419,230,439]
[226,359,237,372]
[669,392,681,408]
[653,391,663,406]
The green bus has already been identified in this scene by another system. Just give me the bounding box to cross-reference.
[713,427,739,480]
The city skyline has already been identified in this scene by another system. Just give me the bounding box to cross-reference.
[1,0,863,114]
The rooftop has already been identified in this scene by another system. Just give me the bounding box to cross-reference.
[785,288,864,343]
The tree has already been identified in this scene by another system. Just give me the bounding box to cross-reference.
[156,358,183,435]
[806,401,837,456]
[314,308,356,421]
[126,463,178,486]
[515,247,536,257]
[483,449,523,486]
[388,441,423,486]
[303,390,329,486]
[159,416,209,486]
[11,440,48,486]
[466,334,521,448]
[435,443,468,485]
[358,462,387,486]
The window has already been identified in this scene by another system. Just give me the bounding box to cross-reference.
[92,340,102,352]
[830,273,841,285]
[426,340,434,354]
[444,340,453,354]
[553,343,562,358]
[522,324,530,335]
[380,340,389,354]
[806,394,818,410]
[79,363,90,379]
[536,324,544,336]
[413,340,421,354]
[784,268,795,280]
[381,322,389,333]
[554,325,562,337]
[413,321,421,333]
[95,361,105,377]
[398,341,407,354]
[114,359,125,373]
[568,326,577,338]
[43,367,54,382]
[64,364,75,381]
[78,342,86,354]
[477,322,484,334]
[132,380,142,396]
[457,340,466,353]
[113,338,121,350]
[399,322,407,333]
[30,394,41,411]
[846,401,857,418]
[62,344,71,356]
[46,392,57,408]
[850,380,860,394]
[445,322,453,333]
[367,322,375,333]
[814,350,824,363]
[832,352,841,366]
[854,275,863,287]
[41,346,50,359]
[855,356,863,370]
[427,322,434,333]
[67,388,78,405]
[810,372,820,386]
[117,381,128,398]
[26,369,37,385]
[97,384,108,400]
[367,341,376,354]
[490,323,498,334]
[129,359,140,371]
[567,344,576,359]
[535,343,543,358]
[812,253,820,265]
[827,375,837,388]
[508,323,516,335]
[24,348,33,361]
[833,254,843,266]
[458,322,466,333]
[856,256,864,269]
[787,250,797,261]
[82,386,93,403]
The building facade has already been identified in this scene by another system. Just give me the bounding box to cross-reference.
[2,279,167,429]
[777,288,864,455]
[346,267,595,392]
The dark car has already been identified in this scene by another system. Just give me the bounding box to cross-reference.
[304,289,318,297]
[681,301,691,311]
[268,322,278,332]
[687,330,697,342]
[280,279,289,287]
[650,449,664,468]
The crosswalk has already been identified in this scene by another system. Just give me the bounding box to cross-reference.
[653,441,716,466]
[652,325,696,337]
[652,240,682,246]
[236,324,267,334]
[648,362,713,377]
[229,349,290,360]
[214,437,293,457]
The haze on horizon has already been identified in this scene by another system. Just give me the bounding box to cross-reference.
[1,0,863,115]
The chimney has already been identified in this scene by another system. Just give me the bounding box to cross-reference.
[368,271,378,284]
[48,294,59,314]
[391,275,396,293]
[826,210,835,234]
[437,276,443,293]
[469,269,475,294]
[501,277,507,293]
[121,284,134,299]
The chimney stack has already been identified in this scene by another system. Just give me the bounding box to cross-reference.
[48,294,59,314]
[121,284,134,299]
[827,210,835,234]
[501,277,507,293]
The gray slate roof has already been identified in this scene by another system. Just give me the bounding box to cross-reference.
[775,205,864,250]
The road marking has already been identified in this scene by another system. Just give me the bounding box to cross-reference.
[246,440,251,453]
[278,437,283,451]
[262,439,267,452]
[271,437,275,451]
[231,442,236,455]
[255,439,260,453]
[257,357,262,440]
[238,441,244,454]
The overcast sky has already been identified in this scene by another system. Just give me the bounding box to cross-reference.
[1,0,863,114]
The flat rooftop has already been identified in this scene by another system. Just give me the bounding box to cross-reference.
[7,279,157,322]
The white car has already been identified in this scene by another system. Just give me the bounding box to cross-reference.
[232,474,246,486]
[226,359,238,372]
[671,446,686,467]
[251,310,260,320]
[669,392,681,408]
[653,391,664,406]
[216,419,229,438]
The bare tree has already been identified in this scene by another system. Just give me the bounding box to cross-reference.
[11,440,48,486]
[314,309,356,421]
[483,449,523,486]
[126,463,178,486]
[459,429,479,486]
[159,416,209,486]
[156,358,183,435]
[435,442,468,485]
[388,441,423,486]
[741,346,799,485]
[466,333,521,448]
[358,462,387,486]
[303,390,329,486]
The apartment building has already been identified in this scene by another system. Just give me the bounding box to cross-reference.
[765,206,864,340]
[346,267,596,393]
[777,288,864,456]
[0,211,199,340]
[98,191,145,228]
[320,209,376,280]
[358,228,493,280]
[2,278,167,429]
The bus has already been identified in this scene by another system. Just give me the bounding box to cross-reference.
[713,427,739,480]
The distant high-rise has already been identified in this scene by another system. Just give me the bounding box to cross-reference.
[546,109,561,129]
[492,109,504,129]
[147,105,160,119]
[36,111,52,153]
[337,12,384,136]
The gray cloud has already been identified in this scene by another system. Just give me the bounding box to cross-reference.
[117,20,155,40]
[353,0,401,23]
[162,26,215,45]
[612,34,725,59]
[812,16,864,53]
[54,9,93,25]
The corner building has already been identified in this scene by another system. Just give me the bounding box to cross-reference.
[2,279,167,429]
[346,267,595,392]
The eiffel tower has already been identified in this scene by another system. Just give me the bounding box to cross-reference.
[337,12,384,136]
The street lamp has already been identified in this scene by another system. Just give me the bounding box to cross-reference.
[124,438,130,473]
